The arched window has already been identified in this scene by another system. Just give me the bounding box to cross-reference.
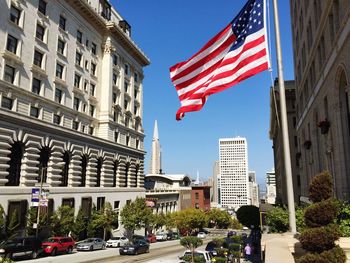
[124,162,129,187]
[96,157,103,187]
[37,146,51,183]
[80,155,88,187]
[112,160,118,187]
[60,151,70,186]
[6,141,25,186]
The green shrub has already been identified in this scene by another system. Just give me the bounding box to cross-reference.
[212,238,225,247]
[304,199,340,227]
[297,253,328,263]
[300,225,340,253]
[181,255,206,263]
[215,247,229,257]
[228,243,241,252]
[212,257,226,263]
[308,171,333,202]
[320,245,347,263]
[265,206,289,233]
[229,235,243,244]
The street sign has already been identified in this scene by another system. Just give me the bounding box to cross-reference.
[31,188,40,207]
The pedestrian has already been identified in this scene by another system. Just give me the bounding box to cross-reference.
[244,243,252,261]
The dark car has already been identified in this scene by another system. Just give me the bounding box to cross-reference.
[0,236,43,260]
[205,241,218,257]
[119,240,150,255]
[166,231,180,240]
[42,237,75,256]
[132,235,150,244]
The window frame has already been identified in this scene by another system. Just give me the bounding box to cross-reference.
[38,0,47,15]
[6,34,18,54]
[10,5,21,25]
[32,78,41,95]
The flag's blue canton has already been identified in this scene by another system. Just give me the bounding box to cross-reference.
[230,0,264,51]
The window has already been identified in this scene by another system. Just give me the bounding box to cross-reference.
[85,39,89,47]
[112,92,117,103]
[195,193,199,199]
[73,121,79,130]
[74,74,81,88]
[134,73,138,82]
[56,63,64,79]
[53,114,61,124]
[59,15,66,30]
[36,24,45,41]
[10,5,21,25]
[89,105,95,117]
[73,97,80,110]
[30,106,39,118]
[88,126,94,135]
[96,157,103,187]
[124,81,128,92]
[81,197,92,216]
[77,30,82,44]
[134,89,138,99]
[91,63,96,75]
[33,50,43,67]
[96,197,105,210]
[113,111,118,122]
[38,0,47,15]
[62,198,74,208]
[124,64,129,75]
[75,51,82,66]
[60,151,70,186]
[114,131,119,142]
[6,35,18,54]
[114,200,120,209]
[126,135,129,146]
[134,106,138,115]
[90,84,95,96]
[1,97,13,110]
[6,141,24,186]
[4,65,15,84]
[91,42,97,55]
[80,155,88,187]
[124,99,128,110]
[37,146,50,183]
[113,55,118,66]
[55,88,62,103]
[57,39,65,55]
[125,116,129,127]
[112,162,118,187]
[113,73,117,85]
[32,78,41,94]
[136,139,139,149]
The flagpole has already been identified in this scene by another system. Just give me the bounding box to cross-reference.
[272,0,297,233]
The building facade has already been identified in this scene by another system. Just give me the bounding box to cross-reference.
[191,185,211,211]
[149,120,161,174]
[219,137,250,210]
[209,160,219,205]
[0,0,149,233]
[269,80,300,205]
[248,171,259,207]
[290,0,350,200]
[265,169,276,205]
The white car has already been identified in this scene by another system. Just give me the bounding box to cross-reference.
[197,232,206,239]
[180,250,212,263]
[155,232,167,241]
[106,236,129,248]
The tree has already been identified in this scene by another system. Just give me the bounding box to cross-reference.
[236,205,260,227]
[180,236,203,263]
[26,207,48,236]
[173,208,207,235]
[265,206,289,233]
[50,205,74,236]
[337,201,350,237]
[6,209,19,238]
[229,217,243,230]
[207,208,231,229]
[0,204,6,239]
[92,202,118,240]
[71,208,88,241]
[120,197,154,237]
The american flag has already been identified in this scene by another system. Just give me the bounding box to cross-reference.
[170,0,270,120]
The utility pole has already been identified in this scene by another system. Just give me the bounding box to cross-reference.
[35,166,46,237]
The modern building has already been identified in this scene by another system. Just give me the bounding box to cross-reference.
[265,169,276,205]
[0,0,149,234]
[149,120,161,174]
[248,171,259,207]
[191,185,211,211]
[289,0,350,200]
[269,79,300,205]
[219,137,250,210]
[144,173,192,213]
[209,160,219,205]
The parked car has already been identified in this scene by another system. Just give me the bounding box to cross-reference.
[132,234,150,244]
[205,241,218,257]
[227,230,237,237]
[106,236,128,248]
[0,236,43,260]
[119,240,150,255]
[166,231,180,240]
[155,231,167,241]
[179,250,212,263]
[197,232,206,239]
[146,234,157,243]
[42,236,75,256]
[76,238,106,251]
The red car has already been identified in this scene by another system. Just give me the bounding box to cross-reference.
[146,234,157,243]
[42,237,75,256]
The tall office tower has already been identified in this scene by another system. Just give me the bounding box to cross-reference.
[149,120,162,174]
[0,0,149,234]
[219,137,250,210]
[289,1,350,200]
[210,161,219,204]
[266,169,276,204]
[248,171,259,207]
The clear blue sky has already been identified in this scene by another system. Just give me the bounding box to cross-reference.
[113,0,294,187]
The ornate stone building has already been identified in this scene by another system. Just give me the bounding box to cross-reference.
[290,0,350,200]
[0,0,149,233]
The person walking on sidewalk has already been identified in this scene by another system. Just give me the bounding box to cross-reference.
[244,243,252,261]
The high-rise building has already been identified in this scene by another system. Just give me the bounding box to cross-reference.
[219,137,250,210]
[149,120,162,174]
[266,169,276,204]
[0,0,149,234]
[248,171,259,207]
[209,161,219,204]
[290,1,350,200]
